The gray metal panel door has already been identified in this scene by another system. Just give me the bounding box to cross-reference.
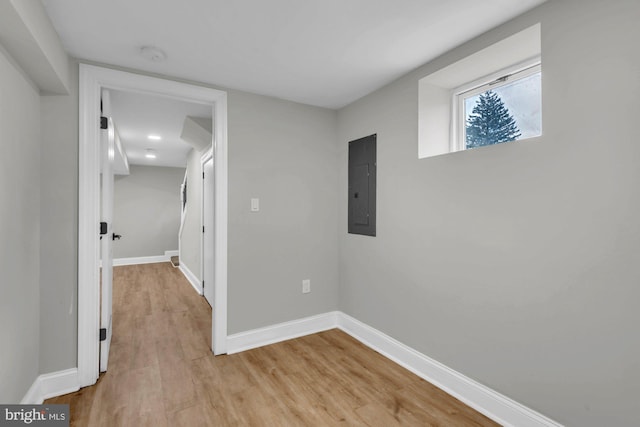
[348,134,376,236]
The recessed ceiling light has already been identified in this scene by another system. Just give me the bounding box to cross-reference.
[140,46,167,62]
[148,135,161,141]
[145,149,157,159]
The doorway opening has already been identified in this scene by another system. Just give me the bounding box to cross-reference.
[78,64,228,388]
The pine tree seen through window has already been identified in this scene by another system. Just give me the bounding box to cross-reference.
[466,90,521,148]
[458,63,541,150]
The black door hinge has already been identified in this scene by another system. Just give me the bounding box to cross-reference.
[202,226,205,233]
[99,328,107,341]
[202,172,205,179]
[100,116,108,130]
[100,222,108,235]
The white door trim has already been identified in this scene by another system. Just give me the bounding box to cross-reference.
[201,148,214,307]
[78,64,228,388]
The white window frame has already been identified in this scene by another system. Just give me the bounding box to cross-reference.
[451,58,541,152]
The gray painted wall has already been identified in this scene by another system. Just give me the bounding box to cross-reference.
[113,165,184,259]
[336,1,640,426]
[38,61,340,367]
[33,2,639,424]
[227,90,340,333]
[0,47,41,402]
[39,60,78,374]
[179,148,205,280]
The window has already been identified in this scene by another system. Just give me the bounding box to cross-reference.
[417,24,541,159]
[454,62,541,151]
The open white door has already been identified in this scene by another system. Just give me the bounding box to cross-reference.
[203,156,215,307]
[79,66,229,386]
[99,116,115,372]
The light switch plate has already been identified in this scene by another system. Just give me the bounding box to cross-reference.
[251,198,259,212]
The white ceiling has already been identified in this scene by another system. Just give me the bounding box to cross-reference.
[107,89,211,168]
[41,0,546,109]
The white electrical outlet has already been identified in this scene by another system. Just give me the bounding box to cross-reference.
[302,279,311,294]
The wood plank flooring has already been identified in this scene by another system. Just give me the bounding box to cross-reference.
[46,262,499,426]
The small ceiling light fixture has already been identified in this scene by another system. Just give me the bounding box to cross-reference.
[145,149,157,159]
[147,134,162,141]
[140,46,167,62]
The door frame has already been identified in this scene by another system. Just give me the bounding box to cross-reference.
[78,64,228,387]
[201,147,214,306]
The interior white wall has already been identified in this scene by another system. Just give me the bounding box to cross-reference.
[180,148,205,279]
[337,1,640,426]
[113,165,185,259]
[0,46,42,403]
[39,59,78,375]
[0,0,69,95]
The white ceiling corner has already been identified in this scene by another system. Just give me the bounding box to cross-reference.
[41,0,547,109]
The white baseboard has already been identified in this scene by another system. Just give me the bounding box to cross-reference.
[336,314,562,427]
[21,368,79,404]
[179,262,202,295]
[227,312,339,354]
[20,376,41,404]
[225,311,562,427]
[113,255,166,266]
[112,250,178,267]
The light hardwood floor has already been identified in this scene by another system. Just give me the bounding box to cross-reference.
[46,263,499,426]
